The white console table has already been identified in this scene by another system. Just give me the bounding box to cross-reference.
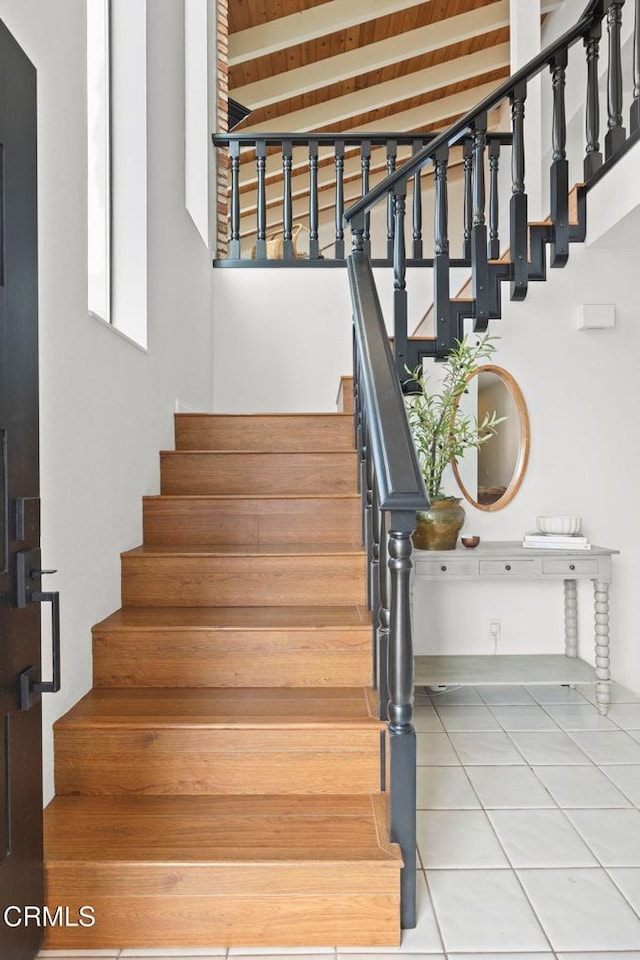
[412,540,619,715]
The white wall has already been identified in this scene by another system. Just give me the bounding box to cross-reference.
[0,0,214,802]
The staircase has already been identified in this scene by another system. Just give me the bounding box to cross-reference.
[43,407,403,950]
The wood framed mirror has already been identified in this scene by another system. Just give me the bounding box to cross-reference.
[452,364,530,512]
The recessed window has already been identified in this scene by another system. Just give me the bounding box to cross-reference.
[87,0,111,324]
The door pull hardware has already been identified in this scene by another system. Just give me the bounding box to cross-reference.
[16,549,61,710]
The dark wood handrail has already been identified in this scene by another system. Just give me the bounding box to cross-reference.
[347,254,428,513]
[344,0,605,224]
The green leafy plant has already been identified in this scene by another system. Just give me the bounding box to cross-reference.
[406,334,506,502]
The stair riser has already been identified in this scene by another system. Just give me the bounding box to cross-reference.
[160,452,358,496]
[175,414,354,452]
[121,555,366,607]
[54,728,382,796]
[93,629,372,687]
[142,496,360,546]
[43,874,399,948]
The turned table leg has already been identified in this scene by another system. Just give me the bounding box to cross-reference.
[564,579,578,658]
[594,580,611,715]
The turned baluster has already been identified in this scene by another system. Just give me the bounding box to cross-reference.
[433,144,452,355]
[393,183,408,382]
[229,140,241,259]
[462,139,473,260]
[412,139,423,259]
[308,140,319,259]
[605,0,626,158]
[361,140,371,255]
[550,53,570,266]
[471,114,489,330]
[631,0,640,131]
[510,82,528,301]
[387,515,417,930]
[584,23,603,178]
[255,140,267,260]
[386,141,397,261]
[488,140,501,260]
[282,139,293,260]
[334,140,345,259]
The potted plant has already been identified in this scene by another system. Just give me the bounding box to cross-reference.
[406,334,505,550]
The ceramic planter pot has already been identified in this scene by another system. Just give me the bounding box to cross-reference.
[412,499,465,551]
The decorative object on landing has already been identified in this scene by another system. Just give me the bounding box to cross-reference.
[523,531,591,551]
[412,498,466,551]
[537,515,582,535]
[250,222,308,260]
[406,334,505,550]
[461,535,481,548]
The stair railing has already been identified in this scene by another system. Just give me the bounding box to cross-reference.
[344,0,640,369]
[213,131,511,266]
[348,252,428,931]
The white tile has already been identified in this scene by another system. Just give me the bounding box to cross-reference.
[526,684,589,704]
[610,705,640,730]
[426,868,548,952]
[122,952,227,958]
[39,953,120,959]
[416,732,459,766]
[533,764,632,808]
[508,731,590,765]
[518,867,640,950]
[449,955,553,960]
[488,809,597,867]
[427,686,483,705]
[416,766,480,809]
[609,868,640,915]
[416,810,507,868]
[578,682,640,704]
[603,765,640,805]
[569,730,640,765]
[433,705,500,731]
[228,952,334,957]
[413,704,444,732]
[544,703,617,730]
[566,809,640,866]
[557,954,640,960]
[448,731,525,765]
[476,685,536,705]
[489,705,559,731]
[339,871,443,953]
[465,765,556,809]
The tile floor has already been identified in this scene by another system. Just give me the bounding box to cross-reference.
[38,681,640,960]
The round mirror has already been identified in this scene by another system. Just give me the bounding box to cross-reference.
[452,364,530,512]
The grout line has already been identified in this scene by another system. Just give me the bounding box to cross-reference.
[419,866,447,954]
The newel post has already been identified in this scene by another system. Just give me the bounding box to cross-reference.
[387,511,417,930]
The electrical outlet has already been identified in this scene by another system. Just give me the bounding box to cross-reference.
[489,620,501,644]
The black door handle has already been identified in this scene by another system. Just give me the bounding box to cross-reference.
[31,588,60,696]
[15,548,61,710]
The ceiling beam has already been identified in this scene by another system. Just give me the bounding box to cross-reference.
[240,44,511,133]
[229,0,437,67]
[231,3,511,110]
[346,79,503,133]
[229,0,564,68]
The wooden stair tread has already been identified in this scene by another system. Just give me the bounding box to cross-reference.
[45,795,400,864]
[123,542,364,558]
[144,493,360,501]
[95,605,369,631]
[56,686,382,728]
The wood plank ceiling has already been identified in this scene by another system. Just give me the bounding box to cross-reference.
[228,0,559,137]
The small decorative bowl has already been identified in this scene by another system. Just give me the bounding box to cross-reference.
[461,536,481,549]
[536,515,582,535]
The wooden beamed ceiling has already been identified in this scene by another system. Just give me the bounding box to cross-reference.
[228,0,562,139]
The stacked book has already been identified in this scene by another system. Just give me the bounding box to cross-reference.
[522,532,591,550]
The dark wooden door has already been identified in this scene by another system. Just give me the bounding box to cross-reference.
[0,18,43,960]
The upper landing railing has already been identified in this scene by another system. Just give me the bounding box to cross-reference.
[212,131,512,265]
